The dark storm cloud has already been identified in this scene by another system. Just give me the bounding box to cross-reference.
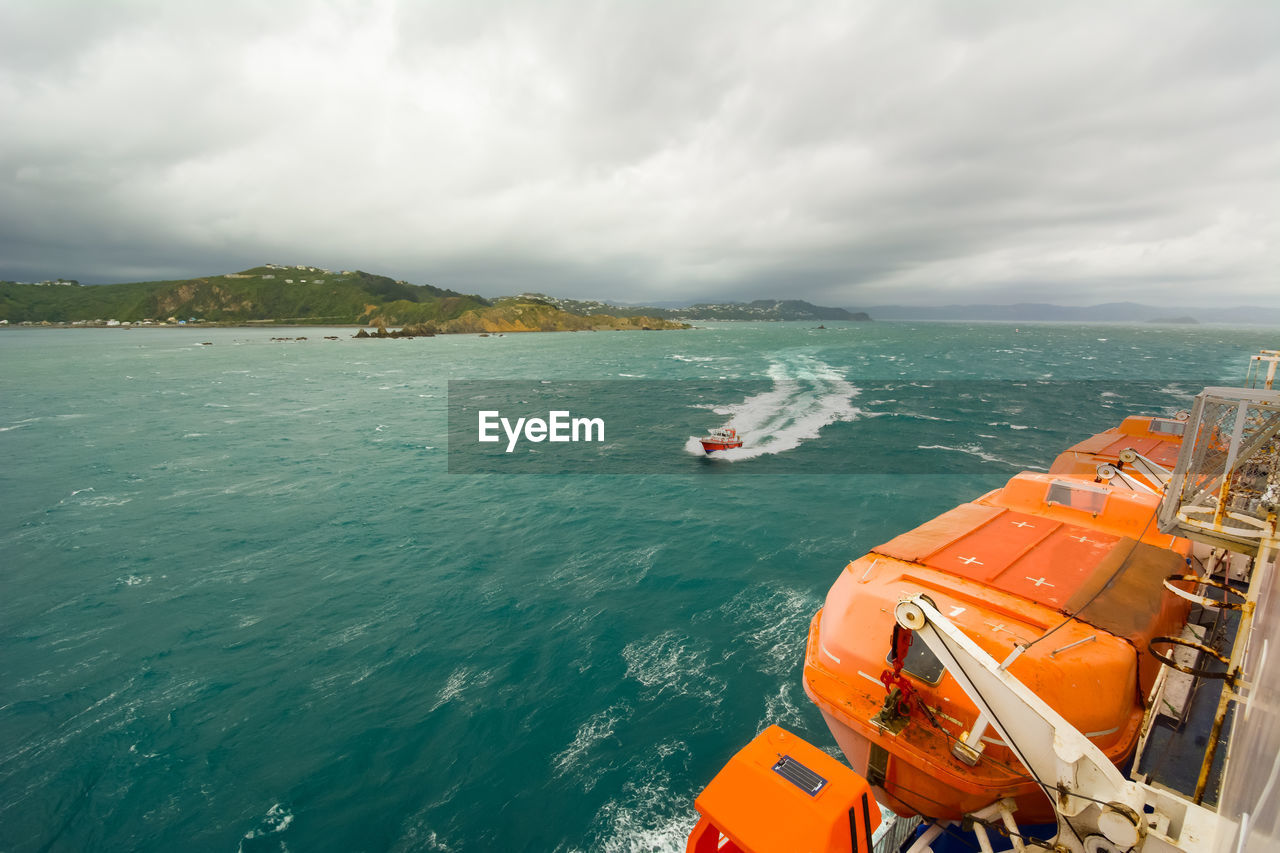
[1,0,1276,306]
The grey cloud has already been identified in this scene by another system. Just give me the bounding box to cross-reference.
[1,0,1276,308]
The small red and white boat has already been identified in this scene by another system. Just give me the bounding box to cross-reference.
[698,426,743,453]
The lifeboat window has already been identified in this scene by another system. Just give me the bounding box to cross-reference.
[1046,480,1109,514]
[886,641,946,685]
[1149,419,1185,436]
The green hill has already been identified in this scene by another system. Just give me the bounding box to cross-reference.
[0,266,491,325]
[436,297,682,333]
[0,266,689,332]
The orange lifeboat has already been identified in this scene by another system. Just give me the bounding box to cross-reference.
[1048,414,1186,479]
[687,725,881,853]
[803,472,1192,822]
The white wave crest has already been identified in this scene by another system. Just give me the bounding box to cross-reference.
[716,586,819,677]
[760,680,806,730]
[576,739,699,853]
[239,803,293,851]
[917,443,1038,469]
[590,809,697,853]
[621,631,724,703]
[553,703,630,782]
[428,666,494,713]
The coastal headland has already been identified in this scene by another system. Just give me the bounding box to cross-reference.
[0,264,883,332]
[0,265,688,333]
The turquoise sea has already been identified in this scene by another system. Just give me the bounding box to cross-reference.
[2,321,1276,852]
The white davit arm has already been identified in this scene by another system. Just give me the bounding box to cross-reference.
[1118,447,1173,490]
[1095,448,1173,494]
[894,595,1224,853]
[1096,461,1161,495]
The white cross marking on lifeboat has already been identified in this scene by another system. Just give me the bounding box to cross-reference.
[1026,576,1055,587]
[987,622,1008,633]
[1070,535,1098,544]
[957,556,984,565]
[1010,520,1035,528]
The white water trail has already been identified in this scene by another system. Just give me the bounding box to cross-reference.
[688,354,860,461]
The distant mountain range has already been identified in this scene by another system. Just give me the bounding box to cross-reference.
[863,302,1280,324]
[517,294,870,322]
[6,266,1276,328]
[523,295,1280,325]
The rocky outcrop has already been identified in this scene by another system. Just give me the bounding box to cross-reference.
[353,322,439,339]
[436,300,687,333]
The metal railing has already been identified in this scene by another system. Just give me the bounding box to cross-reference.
[1158,386,1280,555]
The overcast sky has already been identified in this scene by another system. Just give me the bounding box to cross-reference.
[1,1,1276,306]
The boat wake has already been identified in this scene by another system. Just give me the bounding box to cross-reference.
[686,354,860,461]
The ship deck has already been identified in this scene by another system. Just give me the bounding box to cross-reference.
[1133,594,1240,806]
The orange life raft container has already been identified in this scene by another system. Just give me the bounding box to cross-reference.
[687,725,881,853]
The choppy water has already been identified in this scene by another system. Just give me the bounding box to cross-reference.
[1,321,1274,852]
